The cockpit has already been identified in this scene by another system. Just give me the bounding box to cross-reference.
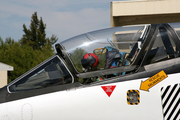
[55,23,180,84]
[57,24,150,83]
[61,25,146,69]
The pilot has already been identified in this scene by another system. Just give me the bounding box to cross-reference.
[81,53,99,72]
[81,53,103,83]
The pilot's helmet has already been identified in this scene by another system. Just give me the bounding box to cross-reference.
[81,53,99,70]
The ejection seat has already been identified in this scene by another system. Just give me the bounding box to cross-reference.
[104,46,129,76]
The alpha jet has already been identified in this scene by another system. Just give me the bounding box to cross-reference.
[0,23,180,120]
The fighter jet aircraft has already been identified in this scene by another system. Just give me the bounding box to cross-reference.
[0,23,179,120]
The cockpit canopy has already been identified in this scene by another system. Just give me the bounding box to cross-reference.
[60,24,149,73]
[56,22,180,82]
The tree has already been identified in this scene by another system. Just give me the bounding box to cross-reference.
[19,12,58,50]
[0,37,54,83]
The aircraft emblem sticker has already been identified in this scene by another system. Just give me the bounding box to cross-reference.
[101,85,116,97]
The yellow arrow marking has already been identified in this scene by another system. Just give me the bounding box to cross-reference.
[140,70,168,91]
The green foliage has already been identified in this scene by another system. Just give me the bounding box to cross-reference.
[0,38,53,83]
[19,12,58,50]
[96,54,106,69]
[70,48,87,72]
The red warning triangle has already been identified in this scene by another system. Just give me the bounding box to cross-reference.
[101,85,116,97]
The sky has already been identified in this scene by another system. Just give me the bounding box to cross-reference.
[0,0,132,43]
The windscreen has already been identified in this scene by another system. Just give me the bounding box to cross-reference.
[8,55,73,92]
[60,25,148,73]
